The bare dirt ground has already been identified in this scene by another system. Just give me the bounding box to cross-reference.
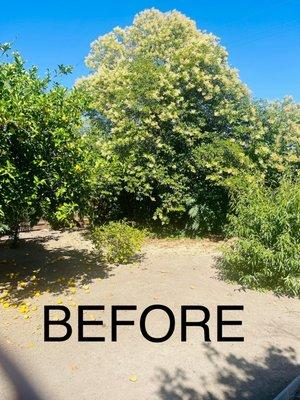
[0,229,299,400]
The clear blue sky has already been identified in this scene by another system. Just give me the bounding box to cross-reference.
[1,0,299,100]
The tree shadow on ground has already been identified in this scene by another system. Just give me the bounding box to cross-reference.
[0,232,113,305]
[155,344,300,400]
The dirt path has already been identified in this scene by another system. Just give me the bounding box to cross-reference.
[0,230,299,399]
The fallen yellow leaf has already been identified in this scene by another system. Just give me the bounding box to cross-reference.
[19,304,29,314]
[129,375,138,382]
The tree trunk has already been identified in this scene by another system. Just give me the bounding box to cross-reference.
[10,224,20,248]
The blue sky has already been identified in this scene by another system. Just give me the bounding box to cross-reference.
[1,0,299,100]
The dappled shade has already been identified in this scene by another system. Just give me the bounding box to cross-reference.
[154,344,300,400]
[0,232,112,306]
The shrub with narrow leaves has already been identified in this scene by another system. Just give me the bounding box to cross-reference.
[220,176,300,297]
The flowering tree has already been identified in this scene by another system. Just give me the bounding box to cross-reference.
[251,97,300,184]
[78,9,260,230]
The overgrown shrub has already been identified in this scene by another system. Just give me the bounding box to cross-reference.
[219,177,300,297]
[91,222,147,264]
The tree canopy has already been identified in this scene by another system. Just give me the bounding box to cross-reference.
[78,9,262,230]
[0,48,87,242]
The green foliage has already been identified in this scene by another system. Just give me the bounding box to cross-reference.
[220,177,300,297]
[91,221,147,263]
[0,47,88,241]
[186,139,257,233]
[1,10,299,299]
[78,8,261,232]
[250,97,300,184]
[77,9,300,236]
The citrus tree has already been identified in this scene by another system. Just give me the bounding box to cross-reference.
[0,46,88,244]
